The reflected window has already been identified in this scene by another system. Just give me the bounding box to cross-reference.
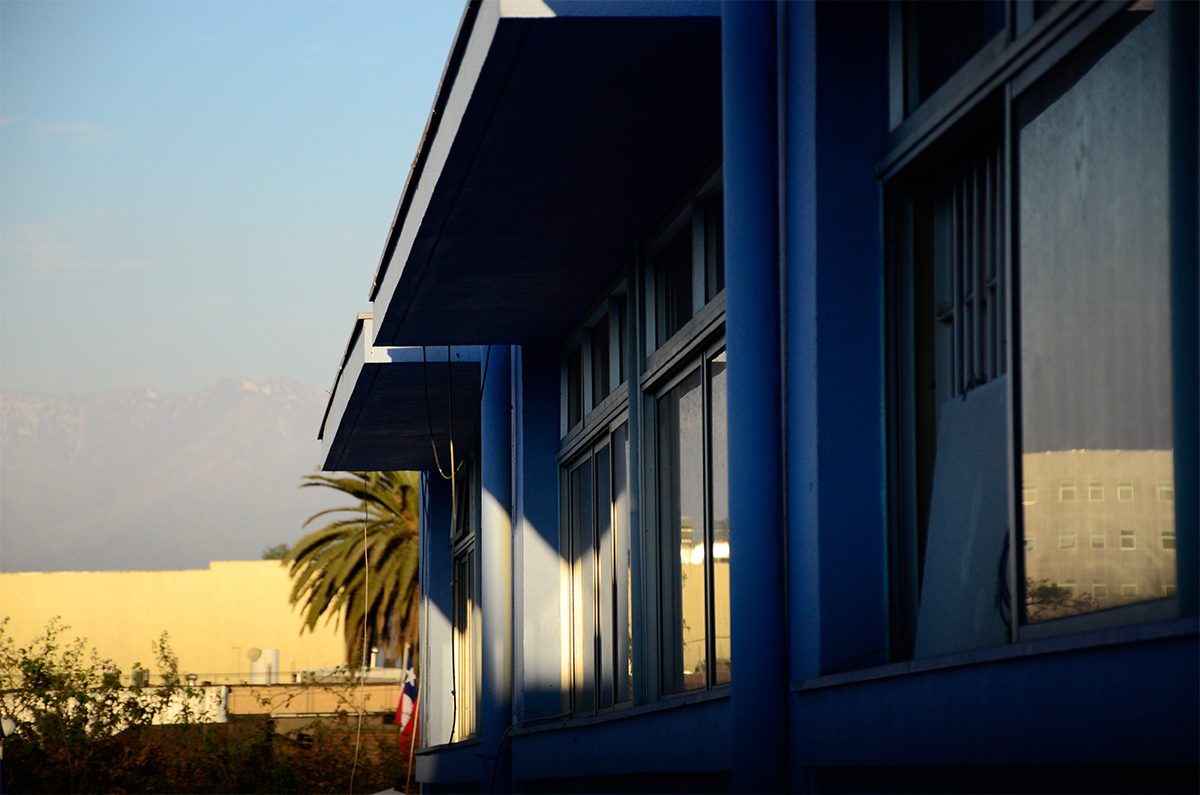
[889,0,1192,649]
[1019,7,1177,624]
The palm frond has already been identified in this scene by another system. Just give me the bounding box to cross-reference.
[286,470,420,669]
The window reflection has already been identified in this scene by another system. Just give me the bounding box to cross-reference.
[1018,8,1175,624]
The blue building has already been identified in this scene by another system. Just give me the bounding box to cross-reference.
[318,2,1198,791]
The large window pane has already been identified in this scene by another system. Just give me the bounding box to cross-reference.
[658,368,706,693]
[1018,8,1175,622]
[656,224,694,348]
[612,423,632,703]
[709,351,730,684]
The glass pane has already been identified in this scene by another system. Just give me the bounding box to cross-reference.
[1018,9,1175,623]
[573,461,596,712]
[612,423,632,703]
[592,315,611,407]
[658,368,706,693]
[705,188,725,302]
[595,444,614,709]
[709,350,730,685]
[567,346,582,429]
[656,223,694,348]
[616,294,628,385]
[905,0,1005,112]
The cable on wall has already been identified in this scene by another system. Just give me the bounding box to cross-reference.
[421,344,492,746]
[349,482,371,793]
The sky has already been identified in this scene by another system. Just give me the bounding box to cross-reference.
[0,0,465,396]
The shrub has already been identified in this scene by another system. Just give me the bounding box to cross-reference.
[1,619,413,793]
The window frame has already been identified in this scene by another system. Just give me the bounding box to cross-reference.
[639,169,728,699]
[449,453,481,742]
[883,0,1195,656]
[558,410,634,717]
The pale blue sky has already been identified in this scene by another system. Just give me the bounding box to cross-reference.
[1,0,465,395]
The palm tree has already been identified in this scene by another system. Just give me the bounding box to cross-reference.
[285,471,419,671]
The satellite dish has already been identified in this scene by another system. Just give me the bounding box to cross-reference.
[247,647,262,662]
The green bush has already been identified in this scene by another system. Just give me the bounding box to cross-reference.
[1,619,412,794]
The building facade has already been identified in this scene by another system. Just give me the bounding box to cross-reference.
[1,560,346,685]
[318,1,1198,791]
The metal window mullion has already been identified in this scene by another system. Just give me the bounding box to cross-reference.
[702,351,715,690]
[972,148,985,388]
[953,173,965,396]
[1003,80,1020,644]
[966,157,978,390]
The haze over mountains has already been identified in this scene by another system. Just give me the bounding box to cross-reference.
[0,377,347,573]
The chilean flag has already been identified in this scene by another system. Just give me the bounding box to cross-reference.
[396,646,418,744]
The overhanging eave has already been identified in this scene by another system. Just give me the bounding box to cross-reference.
[369,1,722,348]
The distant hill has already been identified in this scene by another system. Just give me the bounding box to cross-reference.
[0,377,349,573]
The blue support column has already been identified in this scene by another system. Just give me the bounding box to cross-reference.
[480,346,513,792]
[722,2,787,791]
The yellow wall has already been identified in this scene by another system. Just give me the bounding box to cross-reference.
[1,561,346,684]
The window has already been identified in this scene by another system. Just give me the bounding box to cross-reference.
[1157,483,1174,502]
[562,422,632,713]
[450,458,481,741]
[1093,581,1108,599]
[887,1,1193,651]
[1162,530,1175,551]
[656,345,729,694]
[900,0,1006,117]
[1122,582,1139,599]
[560,170,726,707]
[645,174,728,695]
[560,278,632,715]
[563,291,629,437]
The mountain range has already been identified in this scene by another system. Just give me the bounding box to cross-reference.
[0,377,349,573]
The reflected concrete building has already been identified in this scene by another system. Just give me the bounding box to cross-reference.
[1024,450,1176,619]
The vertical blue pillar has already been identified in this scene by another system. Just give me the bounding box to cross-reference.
[784,0,821,686]
[480,346,513,792]
[723,2,787,791]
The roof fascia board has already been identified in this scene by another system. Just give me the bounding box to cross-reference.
[368,1,518,346]
[319,312,487,470]
[367,0,721,346]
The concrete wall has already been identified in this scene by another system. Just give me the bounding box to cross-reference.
[0,560,345,684]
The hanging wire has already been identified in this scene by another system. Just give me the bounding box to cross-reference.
[420,344,493,746]
[350,477,371,793]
